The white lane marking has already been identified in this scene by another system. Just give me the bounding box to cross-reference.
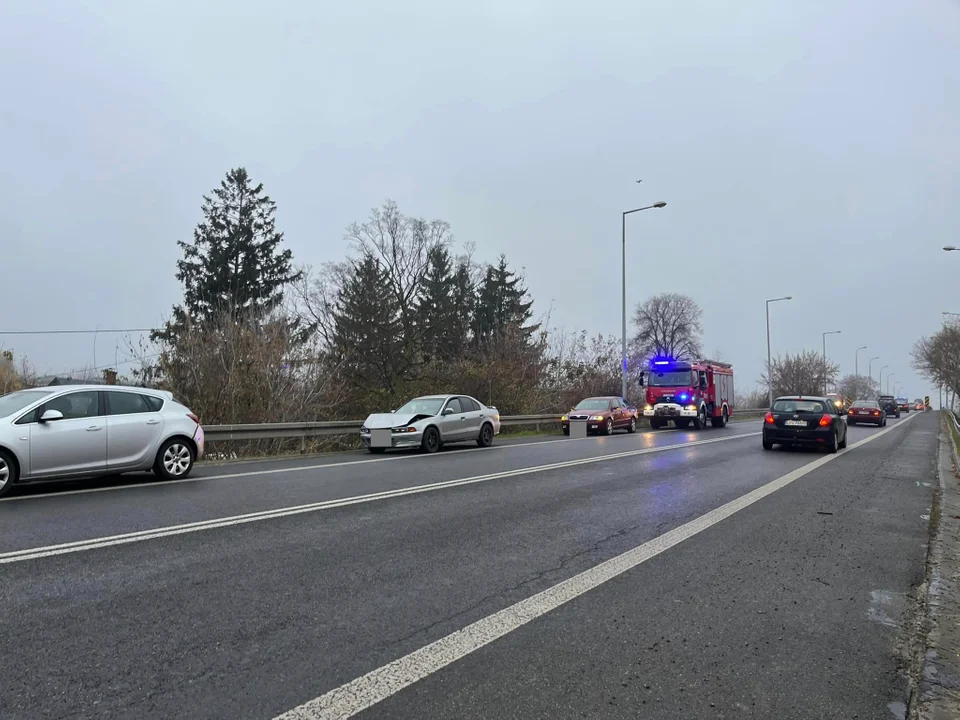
[0,423,744,504]
[0,431,759,564]
[272,413,919,720]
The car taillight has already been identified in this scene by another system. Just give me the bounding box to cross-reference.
[764,412,775,424]
[873,411,880,416]
[187,413,200,424]
[818,414,832,427]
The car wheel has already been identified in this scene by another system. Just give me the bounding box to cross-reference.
[421,426,441,453]
[838,428,847,449]
[827,431,838,454]
[711,408,727,428]
[154,438,195,480]
[562,427,570,436]
[477,423,494,448]
[762,438,774,451]
[0,449,18,498]
[693,405,707,430]
[368,447,386,454]
[604,418,614,435]
[627,417,637,434]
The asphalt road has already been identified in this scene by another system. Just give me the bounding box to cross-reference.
[0,413,938,719]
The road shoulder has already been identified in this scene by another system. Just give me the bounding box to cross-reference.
[916,414,960,718]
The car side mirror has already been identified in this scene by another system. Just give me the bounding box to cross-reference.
[443,408,455,416]
[39,409,64,423]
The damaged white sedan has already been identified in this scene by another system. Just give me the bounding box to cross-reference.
[360,395,500,454]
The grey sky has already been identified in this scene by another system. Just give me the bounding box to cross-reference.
[2,0,958,401]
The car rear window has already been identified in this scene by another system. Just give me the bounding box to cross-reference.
[773,400,825,413]
[854,400,879,408]
[144,395,164,412]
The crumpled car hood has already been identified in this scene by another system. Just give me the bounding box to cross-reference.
[363,413,432,429]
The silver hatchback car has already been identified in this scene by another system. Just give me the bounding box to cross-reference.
[0,385,205,497]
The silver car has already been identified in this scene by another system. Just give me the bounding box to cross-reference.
[360,394,500,454]
[0,385,205,497]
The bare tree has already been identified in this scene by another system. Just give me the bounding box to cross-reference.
[762,350,839,398]
[630,293,704,361]
[346,200,452,352]
[912,321,960,404]
[837,374,879,402]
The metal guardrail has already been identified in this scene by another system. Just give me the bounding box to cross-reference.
[202,408,770,444]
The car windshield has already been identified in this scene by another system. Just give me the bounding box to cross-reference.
[0,389,54,418]
[647,370,693,387]
[773,399,826,413]
[394,397,446,416]
[854,400,879,408]
[574,399,612,411]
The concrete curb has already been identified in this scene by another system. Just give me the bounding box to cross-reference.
[914,414,960,719]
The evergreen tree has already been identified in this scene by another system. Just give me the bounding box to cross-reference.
[473,254,537,345]
[416,245,458,361]
[156,168,300,340]
[332,254,401,390]
[449,260,475,356]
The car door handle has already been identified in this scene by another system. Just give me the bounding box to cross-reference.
[86,426,102,432]
[146,419,160,425]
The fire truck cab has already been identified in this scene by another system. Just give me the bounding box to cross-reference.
[641,358,735,430]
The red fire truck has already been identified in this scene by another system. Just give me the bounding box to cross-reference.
[641,357,735,430]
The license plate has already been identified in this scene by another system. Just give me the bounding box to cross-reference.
[370,429,393,448]
[859,410,869,414]
[784,420,806,427]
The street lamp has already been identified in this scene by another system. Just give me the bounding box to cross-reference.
[887,373,895,394]
[766,296,793,406]
[868,357,879,386]
[822,330,841,394]
[879,365,888,393]
[622,201,668,399]
[855,346,867,378]
[945,246,958,251]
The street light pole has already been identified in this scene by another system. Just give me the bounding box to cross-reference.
[868,357,879,391]
[855,346,867,378]
[887,373,895,394]
[879,365,888,394]
[766,296,793,407]
[622,201,667,400]
[822,330,841,394]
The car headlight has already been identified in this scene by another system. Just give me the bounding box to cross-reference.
[644,404,652,411]
[591,415,604,421]
[392,426,418,434]
[687,404,697,411]
[561,415,567,421]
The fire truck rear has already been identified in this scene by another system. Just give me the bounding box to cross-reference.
[642,358,735,430]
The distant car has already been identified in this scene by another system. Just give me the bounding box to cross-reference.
[762,395,848,453]
[0,385,204,498]
[877,395,900,418]
[915,399,925,411]
[846,399,886,427]
[561,396,638,436]
[360,395,500,454]
[896,397,910,413]
[825,393,849,411]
